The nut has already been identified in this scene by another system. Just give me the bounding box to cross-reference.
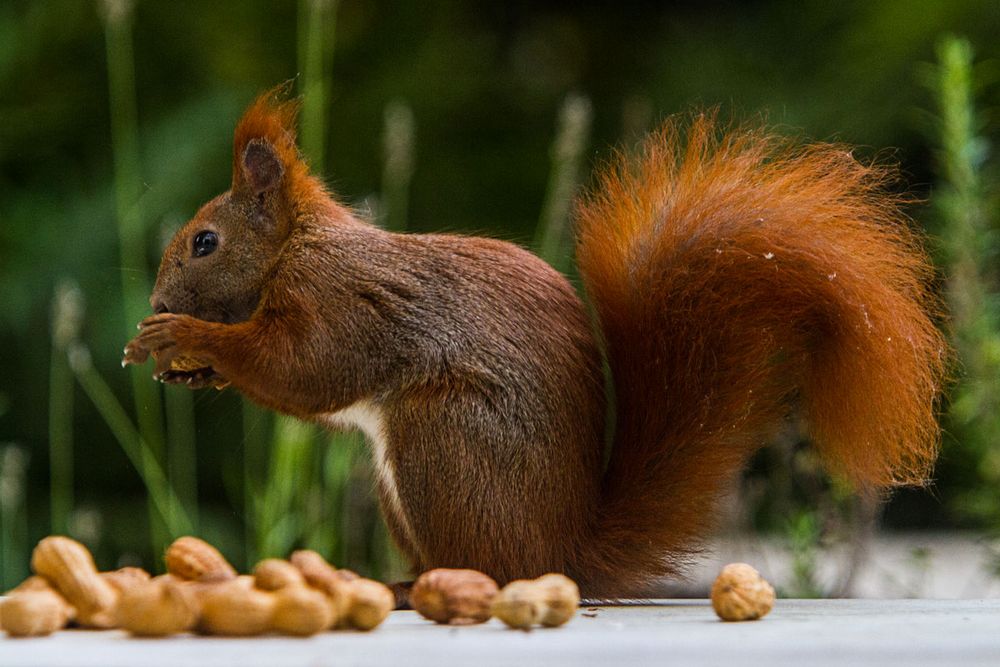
[534,574,580,627]
[198,579,275,636]
[31,536,118,628]
[289,550,352,624]
[154,352,229,389]
[165,536,237,583]
[102,567,152,593]
[167,354,211,372]
[117,577,198,637]
[410,568,498,625]
[1,587,74,637]
[491,574,580,630]
[254,559,305,591]
[711,563,775,622]
[271,585,333,636]
[343,578,395,631]
[288,550,341,592]
[7,575,59,595]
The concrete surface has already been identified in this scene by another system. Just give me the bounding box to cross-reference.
[2,599,999,667]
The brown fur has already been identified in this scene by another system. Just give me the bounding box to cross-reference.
[124,94,948,597]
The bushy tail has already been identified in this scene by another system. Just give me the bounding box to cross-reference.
[574,114,949,595]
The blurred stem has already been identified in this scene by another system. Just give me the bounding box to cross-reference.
[101,0,168,548]
[298,0,338,171]
[930,37,1000,519]
[380,101,415,232]
[257,416,314,558]
[49,282,84,535]
[68,343,192,536]
[0,446,30,589]
[534,94,593,274]
[242,399,270,566]
[165,388,198,533]
[936,37,988,331]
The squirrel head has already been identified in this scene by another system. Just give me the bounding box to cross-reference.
[150,88,311,323]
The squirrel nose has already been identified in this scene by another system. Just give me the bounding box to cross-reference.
[150,295,170,314]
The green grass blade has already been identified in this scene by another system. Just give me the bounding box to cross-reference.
[534,94,593,273]
[68,343,192,536]
[49,281,84,535]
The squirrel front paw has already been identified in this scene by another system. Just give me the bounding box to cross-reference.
[123,313,195,378]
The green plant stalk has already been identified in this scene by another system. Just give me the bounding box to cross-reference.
[380,101,415,232]
[257,416,314,558]
[165,388,198,533]
[298,0,338,171]
[242,399,270,567]
[48,283,81,535]
[69,344,192,536]
[48,347,73,535]
[0,446,30,590]
[534,94,593,274]
[102,0,168,548]
[936,37,987,332]
[931,37,1000,523]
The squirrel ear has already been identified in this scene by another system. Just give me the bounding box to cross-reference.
[241,139,285,196]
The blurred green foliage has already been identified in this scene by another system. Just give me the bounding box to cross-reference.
[1,0,1000,589]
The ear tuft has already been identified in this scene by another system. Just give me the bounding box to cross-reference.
[231,84,305,196]
[242,140,285,195]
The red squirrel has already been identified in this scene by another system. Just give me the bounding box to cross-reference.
[123,89,948,596]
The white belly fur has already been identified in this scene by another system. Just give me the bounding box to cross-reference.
[320,400,419,557]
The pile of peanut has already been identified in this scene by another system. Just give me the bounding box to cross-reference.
[0,535,394,637]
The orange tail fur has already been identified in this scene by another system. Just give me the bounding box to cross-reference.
[574,114,949,594]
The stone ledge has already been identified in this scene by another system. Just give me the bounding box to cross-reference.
[2,599,999,667]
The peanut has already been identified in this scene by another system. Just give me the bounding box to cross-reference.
[117,577,198,637]
[0,577,75,637]
[254,558,304,591]
[343,578,395,631]
[7,575,59,595]
[491,573,580,629]
[198,579,275,636]
[0,587,74,637]
[289,549,352,625]
[165,536,237,583]
[102,566,152,593]
[271,585,333,636]
[711,562,775,622]
[31,536,118,628]
[410,568,498,625]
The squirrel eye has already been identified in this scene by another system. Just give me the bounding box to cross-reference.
[192,230,218,258]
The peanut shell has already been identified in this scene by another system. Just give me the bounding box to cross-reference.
[198,579,275,636]
[117,577,198,637]
[30,536,118,628]
[343,578,395,631]
[271,585,333,636]
[410,568,498,625]
[165,536,237,583]
[254,559,305,591]
[1,588,74,637]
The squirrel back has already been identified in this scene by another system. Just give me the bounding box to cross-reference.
[128,93,948,596]
[573,114,948,593]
